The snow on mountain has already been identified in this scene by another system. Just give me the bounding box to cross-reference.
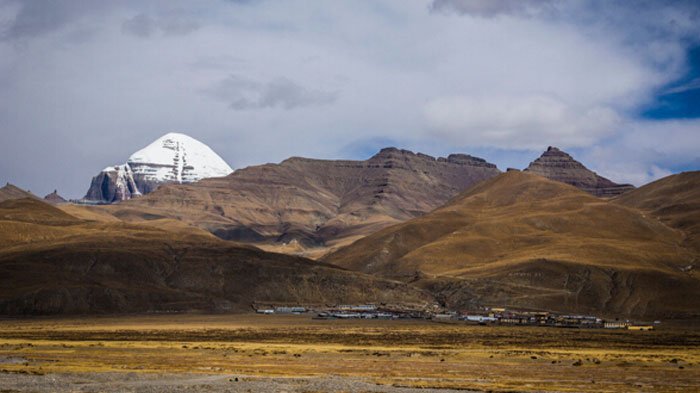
[82,133,232,204]
[127,132,232,183]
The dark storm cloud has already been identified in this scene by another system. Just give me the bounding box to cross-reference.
[203,75,338,110]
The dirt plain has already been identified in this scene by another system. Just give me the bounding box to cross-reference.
[0,314,698,392]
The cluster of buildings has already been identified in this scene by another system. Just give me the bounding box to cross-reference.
[255,304,430,319]
[315,304,423,319]
[253,304,656,330]
[255,306,307,314]
[457,307,655,330]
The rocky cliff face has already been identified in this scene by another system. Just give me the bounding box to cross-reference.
[83,165,145,203]
[81,133,232,204]
[525,147,634,197]
[107,147,501,256]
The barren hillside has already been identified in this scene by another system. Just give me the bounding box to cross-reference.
[324,171,700,319]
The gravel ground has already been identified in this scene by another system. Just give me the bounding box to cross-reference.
[0,372,476,392]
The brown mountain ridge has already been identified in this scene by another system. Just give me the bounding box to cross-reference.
[2,148,697,319]
[101,147,501,258]
[323,171,700,319]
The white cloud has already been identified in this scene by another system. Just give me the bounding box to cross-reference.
[202,75,337,110]
[423,94,621,150]
[121,11,200,38]
[584,119,700,185]
[663,77,700,95]
[0,0,698,196]
[430,0,558,18]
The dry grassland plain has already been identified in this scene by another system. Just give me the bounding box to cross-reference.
[0,314,698,392]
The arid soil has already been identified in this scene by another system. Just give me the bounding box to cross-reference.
[0,373,478,393]
[0,314,698,392]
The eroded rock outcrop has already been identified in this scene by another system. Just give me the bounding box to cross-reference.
[43,190,67,204]
[525,147,634,197]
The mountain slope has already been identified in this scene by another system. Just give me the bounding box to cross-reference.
[103,147,501,257]
[525,147,634,197]
[615,171,700,253]
[82,133,233,204]
[324,171,699,319]
[0,198,432,315]
[0,183,37,203]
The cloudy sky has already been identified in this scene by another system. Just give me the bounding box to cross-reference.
[1,0,699,198]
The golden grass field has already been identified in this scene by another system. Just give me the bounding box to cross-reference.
[0,314,698,392]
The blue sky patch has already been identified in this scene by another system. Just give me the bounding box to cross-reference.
[643,47,700,119]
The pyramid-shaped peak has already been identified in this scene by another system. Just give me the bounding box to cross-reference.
[44,190,67,204]
[82,132,233,204]
[128,132,233,183]
[525,146,634,197]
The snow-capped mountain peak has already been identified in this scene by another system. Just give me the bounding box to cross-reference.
[82,132,233,204]
[127,132,232,184]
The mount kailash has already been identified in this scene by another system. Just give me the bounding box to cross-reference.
[82,133,232,204]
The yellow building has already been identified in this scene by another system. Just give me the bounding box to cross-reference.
[628,325,654,331]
